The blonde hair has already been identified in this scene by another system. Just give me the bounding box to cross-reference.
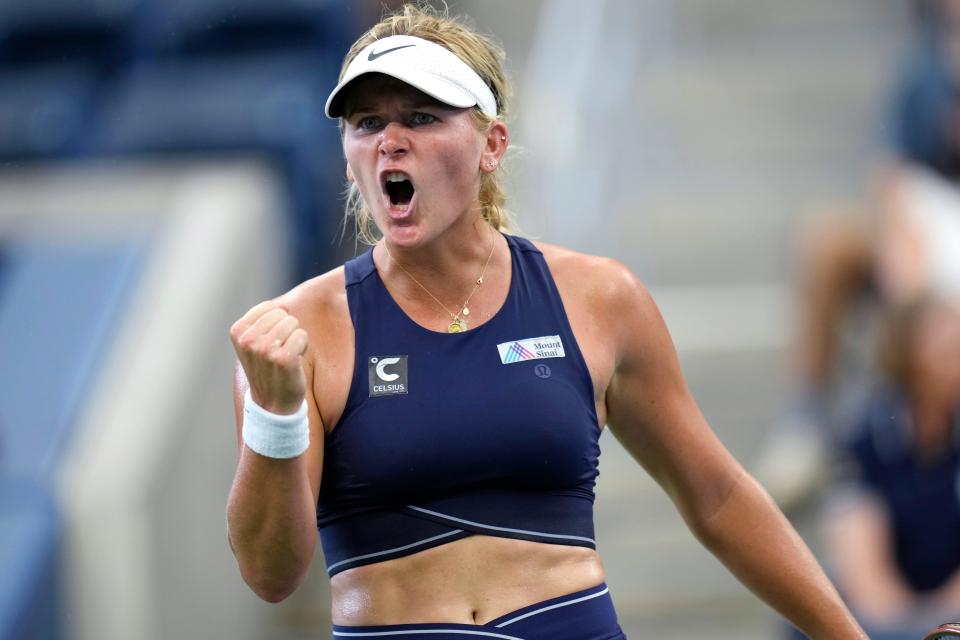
[337,2,514,245]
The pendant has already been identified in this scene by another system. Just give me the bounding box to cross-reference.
[461,305,470,316]
[447,318,467,333]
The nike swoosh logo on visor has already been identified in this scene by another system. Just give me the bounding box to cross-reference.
[368,44,416,61]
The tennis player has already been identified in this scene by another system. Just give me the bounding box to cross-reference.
[226,4,867,638]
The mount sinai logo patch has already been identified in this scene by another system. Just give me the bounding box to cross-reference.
[497,335,565,364]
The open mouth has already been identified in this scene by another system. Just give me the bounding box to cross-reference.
[383,172,415,210]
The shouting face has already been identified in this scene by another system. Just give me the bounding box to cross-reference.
[341,74,501,248]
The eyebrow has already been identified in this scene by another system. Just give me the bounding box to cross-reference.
[347,97,454,115]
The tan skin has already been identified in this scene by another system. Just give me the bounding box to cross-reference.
[227,75,866,637]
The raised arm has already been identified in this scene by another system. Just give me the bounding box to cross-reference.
[601,262,866,639]
[226,297,325,603]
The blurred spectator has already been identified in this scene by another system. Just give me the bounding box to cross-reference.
[822,297,960,640]
[755,0,960,509]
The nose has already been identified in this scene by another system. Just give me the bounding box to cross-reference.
[378,122,408,157]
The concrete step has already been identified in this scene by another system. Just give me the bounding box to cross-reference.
[669,0,906,47]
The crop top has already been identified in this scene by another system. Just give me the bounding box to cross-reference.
[315,234,602,577]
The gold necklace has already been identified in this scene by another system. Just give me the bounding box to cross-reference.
[383,229,496,333]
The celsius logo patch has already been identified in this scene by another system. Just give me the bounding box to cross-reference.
[368,355,408,396]
[497,335,566,365]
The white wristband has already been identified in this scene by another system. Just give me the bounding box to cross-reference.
[242,390,309,459]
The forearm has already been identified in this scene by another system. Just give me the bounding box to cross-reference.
[688,471,866,639]
[227,448,318,602]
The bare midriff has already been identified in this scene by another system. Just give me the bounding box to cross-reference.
[330,535,606,626]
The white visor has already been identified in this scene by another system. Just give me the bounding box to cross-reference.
[325,34,498,119]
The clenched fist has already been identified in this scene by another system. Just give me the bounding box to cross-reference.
[230,299,309,415]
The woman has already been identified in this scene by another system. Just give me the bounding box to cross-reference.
[226,4,866,638]
[824,297,960,640]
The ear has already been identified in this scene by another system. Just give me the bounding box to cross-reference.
[346,164,355,183]
[479,121,509,174]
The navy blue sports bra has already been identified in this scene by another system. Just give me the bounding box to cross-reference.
[316,234,602,577]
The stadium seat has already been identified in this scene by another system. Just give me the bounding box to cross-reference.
[90,53,331,153]
[0,0,141,68]
[0,64,100,159]
[87,52,347,279]
[131,0,355,59]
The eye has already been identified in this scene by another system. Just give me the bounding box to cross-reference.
[410,112,436,126]
[356,115,382,131]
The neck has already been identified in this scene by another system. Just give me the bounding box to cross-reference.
[381,216,496,282]
[374,216,508,332]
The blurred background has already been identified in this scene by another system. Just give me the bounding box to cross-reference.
[3,0,958,638]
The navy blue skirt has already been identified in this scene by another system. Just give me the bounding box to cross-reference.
[331,582,626,639]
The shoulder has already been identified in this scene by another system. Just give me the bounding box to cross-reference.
[275,265,348,324]
[531,239,662,357]
[273,265,354,366]
[533,240,655,316]
[273,265,355,420]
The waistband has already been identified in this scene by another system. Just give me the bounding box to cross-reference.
[331,582,625,640]
[319,490,596,577]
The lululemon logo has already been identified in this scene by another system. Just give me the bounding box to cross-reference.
[535,364,552,379]
[368,355,408,396]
